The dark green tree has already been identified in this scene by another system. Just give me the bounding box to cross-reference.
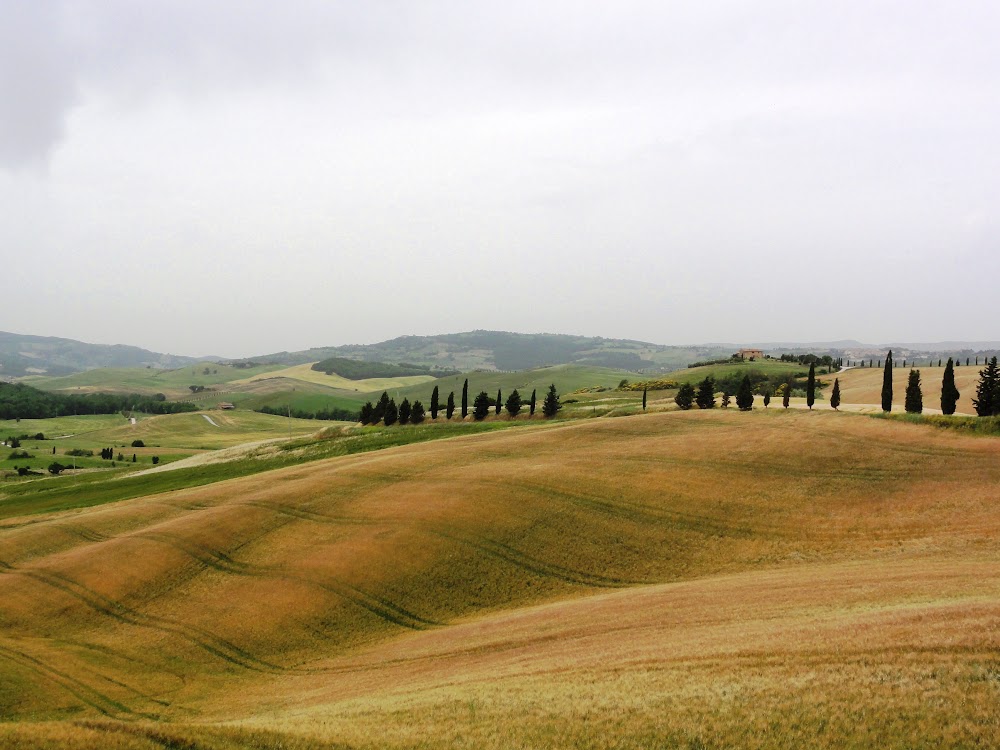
[473,391,491,420]
[505,389,522,417]
[940,358,960,415]
[642,388,647,411]
[48,462,65,475]
[806,362,816,410]
[904,369,923,414]
[674,382,695,410]
[398,398,411,425]
[736,375,753,411]
[695,377,716,409]
[495,389,502,416]
[383,398,398,426]
[446,391,456,419]
[542,384,561,418]
[529,389,537,416]
[736,375,754,411]
[430,386,440,419]
[881,350,894,412]
[763,389,771,409]
[410,400,425,423]
[373,391,389,424]
[721,391,731,408]
[972,356,1000,417]
[830,378,841,410]
[782,379,792,409]
[461,379,469,418]
[359,401,374,424]
[132,453,136,462]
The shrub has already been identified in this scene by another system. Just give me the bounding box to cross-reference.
[151,456,160,465]
[48,462,66,475]
[131,440,145,448]
[65,448,94,457]
[8,450,31,460]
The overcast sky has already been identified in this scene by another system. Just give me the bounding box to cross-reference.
[1,1,998,358]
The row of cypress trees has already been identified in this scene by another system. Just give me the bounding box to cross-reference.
[358,380,562,426]
[880,351,1000,416]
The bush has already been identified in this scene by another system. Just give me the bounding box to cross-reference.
[131,440,145,448]
[48,462,66,475]
[151,456,160,465]
[8,450,32,460]
[65,448,94,457]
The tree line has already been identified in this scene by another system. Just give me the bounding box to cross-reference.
[359,380,561,426]
[879,351,1000,417]
[0,383,198,420]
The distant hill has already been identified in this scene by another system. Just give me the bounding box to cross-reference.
[0,331,202,377]
[256,331,735,373]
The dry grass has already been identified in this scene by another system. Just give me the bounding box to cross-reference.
[233,362,436,392]
[834,364,983,414]
[1,409,999,747]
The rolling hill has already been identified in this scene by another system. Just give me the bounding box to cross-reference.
[1,408,998,747]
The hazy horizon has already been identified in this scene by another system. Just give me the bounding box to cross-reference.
[2,2,998,358]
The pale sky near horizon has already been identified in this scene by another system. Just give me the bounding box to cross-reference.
[2,1,998,358]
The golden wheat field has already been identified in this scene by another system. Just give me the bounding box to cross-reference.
[1,409,998,748]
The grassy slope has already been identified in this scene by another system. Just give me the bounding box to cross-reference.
[835,363,983,414]
[0,410,998,747]
[234,363,437,392]
[667,359,808,384]
[384,364,638,405]
[23,363,285,398]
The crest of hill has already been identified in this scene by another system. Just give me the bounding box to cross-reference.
[257,330,735,372]
[0,331,204,377]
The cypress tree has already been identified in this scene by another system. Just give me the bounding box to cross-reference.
[495,389,502,416]
[505,389,522,417]
[430,386,440,419]
[529,388,537,416]
[373,391,389,424]
[695,377,716,409]
[398,398,411,425]
[642,387,647,411]
[938,359,942,367]
[736,375,754,411]
[542,384,561,417]
[384,398,398,426]
[881,351,893,412]
[721,391,731,408]
[410,400,425,423]
[359,402,374,424]
[674,382,695,410]
[806,362,816,410]
[830,378,841,410]
[941,358,960,415]
[782,379,792,409]
[904,369,923,414]
[446,391,456,419]
[473,391,491,420]
[461,379,469,418]
[972,356,1000,417]
[763,389,771,409]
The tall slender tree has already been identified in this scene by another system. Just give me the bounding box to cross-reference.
[495,389,502,415]
[398,398,411,425]
[881,350,894,412]
[806,362,816,410]
[782,378,792,409]
[940,358,960,415]
[763,389,771,409]
[642,387,647,411]
[383,398,398,426]
[904,369,923,413]
[529,388,537,416]
[736,375,754,411]
[446,391,456,419]
[830,378,841,410]
[461,379,469,419]
[430,386,440,419]
[373,391,389,424]
[972,356,1000,417]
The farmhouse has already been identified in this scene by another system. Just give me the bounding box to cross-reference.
[738,348,764,360]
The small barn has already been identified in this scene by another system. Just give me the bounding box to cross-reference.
[738,349,764,361]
